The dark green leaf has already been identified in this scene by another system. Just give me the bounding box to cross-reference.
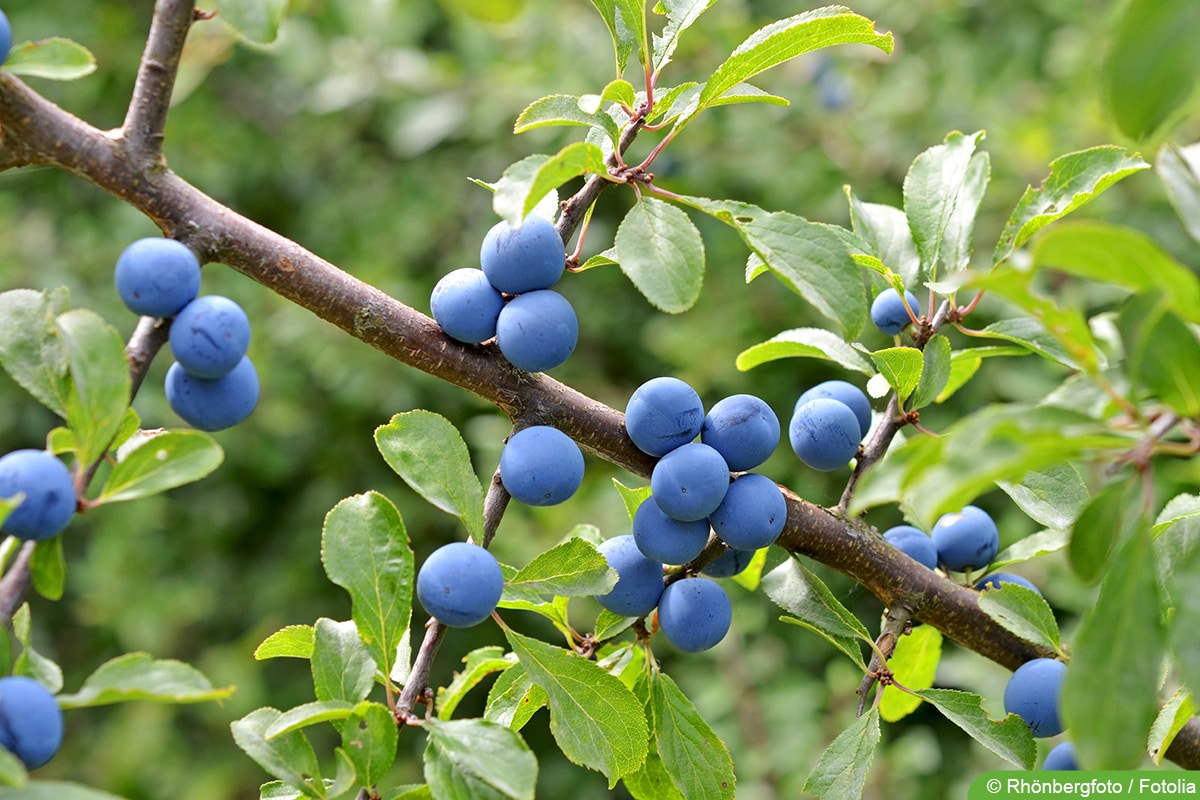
[56,309,131,467]
[216,0,289,44]
[902,131,986,283]
[321,492,414,684]
[916,689,1037,768]
[869,346,923,400]
[1069,473,1147,584]
[424,718,538,800]
[0,288,70,416]
[341,701,398,787]
[622,749,686,800]
[4,38,97,81]
[96,430,223,504]
[484,662,548,731]
[265,700,359,739]
[978,584,1062,654]
[969,317,1079,369]
[1062,528,1166,769]
[1157,142,1200,245]
[651,671,735,800]
[255,625,315,661]
[844,189,920,287]
[1118,292,1200,416]
[230,707,322,797]
[993,146,1149,266]
[879,625,942,723]
[802,708,880,799]
[909,334,951,410]
[57,652,235,709]
[736,327,874,374]
[997,462,1089,531]
[514,94,621,143]
[376,411,484,540]
[437,646,517,720]
[29,536,65,601]
[615,198,705,314]
[763,558,868,669]
[312,618,376,704]
[505,629,648,785]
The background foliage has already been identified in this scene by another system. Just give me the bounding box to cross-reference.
[0,0,1197,798]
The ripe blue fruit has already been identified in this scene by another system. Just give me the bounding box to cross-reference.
[169,295,251,378]
[430,268,505,344]
[499,426,584,507]
[795,380,872,439]
[701,546,755,578]
[700,394,780,471]
[931,504,999,572]
[624,377,703,457]
[1043,742,1078,770]
[0,10,12,66]
[708,473,786,551]
[165,356,260,432]
[1004,657,1067,737]
[883,525,937,570]
[416,542,503,627]
[871,287,920,336]
[657,577,732,652]
[976,572,1041,595]
[480,215,565,294]
[0,450,75,541]
[0,676,63,769]
[495,289,578,372]
[650,442,730,522]
[596,535,664,617]
[789,398,862,471]
[632,497,709,565]
[114,238,202,318]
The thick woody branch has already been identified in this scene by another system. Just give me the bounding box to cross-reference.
[122,0,197,161]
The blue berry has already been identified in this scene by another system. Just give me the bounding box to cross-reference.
[789,398,862,471]
[169,295,251,378]
[1043,742,1078,770]
[416,542,503,628]
[700,394,780,471]
[650,442,730,522]
[976,572,1041,595]
[0,10,12,66]
[0,449,75,541]
[708,473,786,551]
[633,497,709,565]
[480,215,565,294]
[165,356,259,432]
[883,525,937,570]
[499,426,584,507]
[495,289,578,372]
[0,676,63,769]
[795,380,872,439]
[596,535,664,617]
[871,287,920,336]
[114,238,202,318]
[931,505,999,572]
[624,377,703,457]
[430,268,505,344]
[701,546,755,578]
[1004,658,1067,738]
[657,577,732,652]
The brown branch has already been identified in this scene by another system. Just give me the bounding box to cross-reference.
[0,542,34,625]
[122,0,197,161]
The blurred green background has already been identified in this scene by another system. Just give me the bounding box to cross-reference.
[0,0,1197,797]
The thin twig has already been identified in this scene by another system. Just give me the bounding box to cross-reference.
[122,0,197,161]
[0,542,35,626]
[856,604,912,716]
[838,394,905,514]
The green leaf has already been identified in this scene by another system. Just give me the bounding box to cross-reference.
[762,558,869,669]
[915,689,1037,768]
[969,317,1079,369]
[869,347,923,400]
[514,95,621,144]
[1030,221,1200,324]
[321,492,414,685]
[997,462,1089,532]
[216,0,289,44]
[1117,292,1200,416]
[255,625,315,661]
[29,536,65,601]
[1062,528,1166,769]
[909,335,951,410]
[437,647,517,720]
[678,196,866,337]
[1159,500,1200,711]
[978,584,1061,654]
[1157,142,1200,245]
[650,671,735,800]
[902,131,987,282]
[230,707,323,797]
[993,146,1150,267]
[844,189,920,287]
[802,708,881,800]
[505,629,648,785]
[652,0,719,73]
[588,0,646,73]
[613,479,652,522]
[594,608,638,641]
[95,430,223,504]
[57,652,235,709]
[1069,473,1146,584]
[707,82,789,109]
[484,662,548,731]
[265,700,359,739]
[424,718,538,800]
[1103,0,1200,141]
[938,346,1028,403]
[341,701,399,787]
[3,38,97,81]
[56,309,131,467]
[0,783,130,800]
[11,604,62,693]
[376,411,484,540]
[879,625,942,723]
[1149,689,1197,765]
[0,289,71,417]
[312,618,376,704]
[990,529,1070,571]
[503,538,617,604]
[495,143,607,224]
[615,198,705,314]
[0,746,26,787]
[622,750,686,800]
[697,8,893,113]
[735,327,874,374]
